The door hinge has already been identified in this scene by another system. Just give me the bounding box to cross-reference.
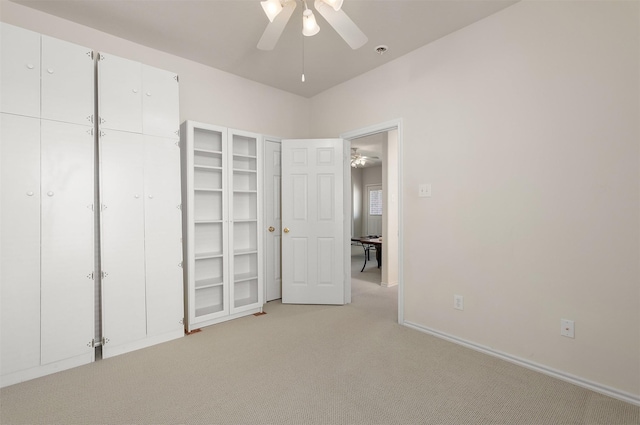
[86,51,93,59]
[87,204,94,211]
[99,116,106,124]
[178,262,183,268]
[179,318,184,325]
[98,53,105,61]
[101,204,107,211]
[87,128,94,136]
[99,130,106,137]
[102,337,110,345]
[174,74,179,83]
[87,338,95,348]
[87,272,94,280]
[87,114,94,124]
[101,271,109,279]
[175,139,180,147]
[177,204,181,210]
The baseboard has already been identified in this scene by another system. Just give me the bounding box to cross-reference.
[403,320,640,407]
[102,328,184,359]
[1,352,94,388]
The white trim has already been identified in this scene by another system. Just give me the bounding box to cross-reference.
[1,352,95,388]
[404,321,640,407]
[340,118,404,324]
[102,329,184,359]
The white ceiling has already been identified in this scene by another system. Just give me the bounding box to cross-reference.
[12,0,517,98]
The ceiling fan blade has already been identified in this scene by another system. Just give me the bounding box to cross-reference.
[313,0,367,50]
[257,1,296,51]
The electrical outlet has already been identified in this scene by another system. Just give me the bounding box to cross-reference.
[561,319,575,338]
[454,294,464,310]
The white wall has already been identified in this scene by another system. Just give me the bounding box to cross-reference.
[0,1,311,139]
[310,1,640,400]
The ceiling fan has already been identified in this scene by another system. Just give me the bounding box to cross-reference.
[258,0,368,51]
[351,148,379,168]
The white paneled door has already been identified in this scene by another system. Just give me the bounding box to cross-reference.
[281,139,350,305]
[265,140,282,301]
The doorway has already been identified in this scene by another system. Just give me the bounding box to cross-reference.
[341,120,403,323]
[263,119,403,324]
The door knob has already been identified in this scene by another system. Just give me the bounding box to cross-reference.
[268,226,275,232]
[283,227,290,233]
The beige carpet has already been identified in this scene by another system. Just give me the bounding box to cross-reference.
[1,254,638,424]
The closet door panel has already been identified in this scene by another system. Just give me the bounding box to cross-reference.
[142,65,179,138]
[0,23,40,118]
[100,131,147,352]
[98,54,142,133]
[144,135,184,335]
[41,36,94,126]
[0,114,41,375]
[40,120,94,364]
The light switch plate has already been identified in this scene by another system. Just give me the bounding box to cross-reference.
[454,294,464,310]
[419,183,431,198]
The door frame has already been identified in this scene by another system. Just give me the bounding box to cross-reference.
[340,119,404,324]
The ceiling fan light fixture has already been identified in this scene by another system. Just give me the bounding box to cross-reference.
[302,8,320,36]
[261,0,283,22]
[350,156,365,168]
[321,0,343,11]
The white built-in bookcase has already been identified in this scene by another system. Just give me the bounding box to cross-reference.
[181,121,263,331]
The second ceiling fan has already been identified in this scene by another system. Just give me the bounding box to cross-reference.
[258,0,368,51]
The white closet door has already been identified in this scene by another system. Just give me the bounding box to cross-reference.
[142,65,179,138]
[144,135,184,336]
[41,35,94,126]
[265,140,282,301]
[0,114,41,375]
[281,139,348,305]
[100,130,147,355]
[40,120,94,365]
[97,53,143,133]
[0,23,40,118]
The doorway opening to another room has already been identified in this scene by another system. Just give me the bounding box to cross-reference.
[342,119,403,324]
